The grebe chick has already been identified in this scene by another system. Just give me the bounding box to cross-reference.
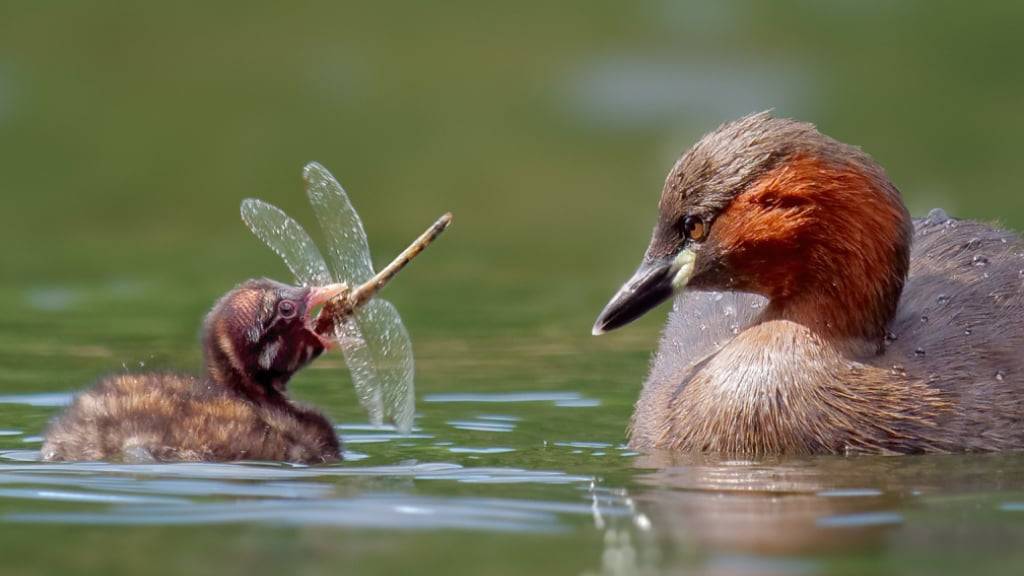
[594,112,1024,455]
[42,279,348,464]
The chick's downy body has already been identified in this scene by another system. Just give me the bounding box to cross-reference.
[41,372,338,463]
[42,279,345,464]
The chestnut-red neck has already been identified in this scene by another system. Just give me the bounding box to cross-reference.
[722,154,912,342]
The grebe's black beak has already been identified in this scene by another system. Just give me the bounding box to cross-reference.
[592,248,696,335]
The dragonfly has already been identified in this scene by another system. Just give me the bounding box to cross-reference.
[240,162,451,433]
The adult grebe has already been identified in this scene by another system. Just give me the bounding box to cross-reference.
[594,112,1024,455]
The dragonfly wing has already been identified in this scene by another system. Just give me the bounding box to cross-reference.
[240,199,332,287]
[333,316,385,427]
[302,163,415,432]
[334,298,415,433]
[303,162,375,285]
[360,298,415,433]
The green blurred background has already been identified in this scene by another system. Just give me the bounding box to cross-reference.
[3,1,1024,325]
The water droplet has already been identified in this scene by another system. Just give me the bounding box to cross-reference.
[920,315,929,324]
[884,331,898,344]
[964,329,973,336]
[936,294,950,305]
[914,348,926,357]
[926,208,949,223]
[973,255,990,267]
[995,371,1006,381]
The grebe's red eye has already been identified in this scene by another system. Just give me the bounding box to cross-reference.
[277,300,298,319]
[682,215,707,241]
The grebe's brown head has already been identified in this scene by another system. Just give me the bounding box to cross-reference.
[594,112,912,341]
[202,279,347,398]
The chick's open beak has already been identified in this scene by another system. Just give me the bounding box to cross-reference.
[592,249,696,335]
[306,283,349,310]
[304,283,349,349]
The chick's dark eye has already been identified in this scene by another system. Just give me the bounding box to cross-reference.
[277,300,298,319]
[682,215,707,242]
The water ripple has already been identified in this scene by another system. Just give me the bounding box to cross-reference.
[0,453,592,485]
[0,393,74,407]
[448,420,516,433]
[816,512,904,528]
[6,494,583,532]
[424,392,595,405]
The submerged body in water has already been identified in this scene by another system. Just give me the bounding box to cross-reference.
[594,112,1024,455]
